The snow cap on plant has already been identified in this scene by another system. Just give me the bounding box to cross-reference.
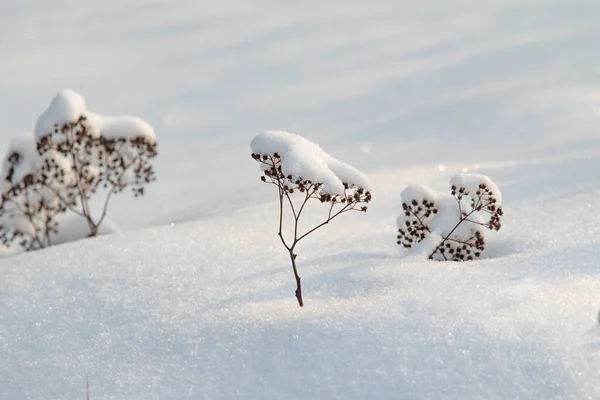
[251,130,370,196]
[35,89,157,149]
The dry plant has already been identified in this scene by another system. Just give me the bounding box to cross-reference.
[0,152,65,250]
[37,115,157,237]
[397,177,503,261]
[0,93,158,252]
[252,152,372,306]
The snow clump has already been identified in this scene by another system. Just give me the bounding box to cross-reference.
[34,89,156,144]
[250,130,370,195]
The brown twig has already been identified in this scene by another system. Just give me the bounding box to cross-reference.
[254,153,371,307]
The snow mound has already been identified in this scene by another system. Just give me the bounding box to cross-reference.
[0,245,21,258]
[1,156,600,399]
[250,130,370,195]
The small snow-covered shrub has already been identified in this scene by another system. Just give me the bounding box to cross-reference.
[251,130,372,307]
[0,133,67,250]
[0,89,157,251]
[396,173,503,261]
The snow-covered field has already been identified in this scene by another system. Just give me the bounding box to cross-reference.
[1,0,600,398]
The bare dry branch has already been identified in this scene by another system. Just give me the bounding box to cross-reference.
[253,153,371,306]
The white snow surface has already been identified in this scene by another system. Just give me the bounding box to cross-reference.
[251,130,370,195]
[51,213,120,246]
[0,0,600,398]
[2,158,600,399]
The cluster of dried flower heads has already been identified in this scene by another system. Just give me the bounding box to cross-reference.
[397,176,503,262]
[397,198,438,248]
[0,109,157,251]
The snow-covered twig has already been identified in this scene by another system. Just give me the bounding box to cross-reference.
[251,131,371,307]
[0,146,65,250]
[34,90,158,237]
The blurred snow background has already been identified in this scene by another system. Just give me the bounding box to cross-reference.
[0,0,599,227]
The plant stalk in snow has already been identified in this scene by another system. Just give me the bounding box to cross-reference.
[253,153,371,307]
